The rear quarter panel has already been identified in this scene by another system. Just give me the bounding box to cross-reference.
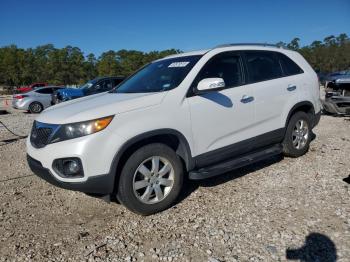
[279,51,321,127]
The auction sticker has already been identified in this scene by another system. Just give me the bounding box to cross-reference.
[168,62,190,68]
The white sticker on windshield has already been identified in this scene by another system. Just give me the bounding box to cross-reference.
[168,62,190,68]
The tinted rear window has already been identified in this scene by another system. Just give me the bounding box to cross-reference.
[35,88,53,94]
[245,51,283,82]
[279,53,304,76]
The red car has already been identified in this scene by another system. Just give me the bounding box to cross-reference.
[17,82,48,93]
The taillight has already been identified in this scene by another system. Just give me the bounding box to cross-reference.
[14,95,28,99]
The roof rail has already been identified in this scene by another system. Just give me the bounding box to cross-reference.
[214,43,288,49]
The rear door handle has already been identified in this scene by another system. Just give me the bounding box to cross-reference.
[241,95,254,103]
[287,85,297,91]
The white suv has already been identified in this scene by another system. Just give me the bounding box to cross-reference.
[27,44,321,215]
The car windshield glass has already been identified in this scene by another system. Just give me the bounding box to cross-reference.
[111,55,202,93]
[80,79,98,89]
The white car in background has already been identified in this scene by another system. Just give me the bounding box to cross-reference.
[12,86,64,113]
[27,44,321,215]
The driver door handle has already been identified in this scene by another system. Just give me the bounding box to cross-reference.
[287,85,297,91]
[241,95,254,103]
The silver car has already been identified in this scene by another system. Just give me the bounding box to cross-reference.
[12,86,64,113]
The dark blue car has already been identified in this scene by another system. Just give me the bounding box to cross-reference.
[52,76,125,104]
[325,71,350,89]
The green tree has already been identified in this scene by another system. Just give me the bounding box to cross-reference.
[287,38,300,51]
[97,50,121,76]
[84,53,98,80]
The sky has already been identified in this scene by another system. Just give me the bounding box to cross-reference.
[0,0,349,56]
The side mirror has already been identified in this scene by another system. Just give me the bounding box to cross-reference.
[196,78,225,94]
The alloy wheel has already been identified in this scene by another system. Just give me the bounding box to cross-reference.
[132,156,175,204]
[292,119,309,150]
[31,103,42,113]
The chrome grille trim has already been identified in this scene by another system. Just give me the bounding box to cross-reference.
[30,121,60,148]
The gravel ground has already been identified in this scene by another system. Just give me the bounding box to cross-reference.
[0,108,349,261]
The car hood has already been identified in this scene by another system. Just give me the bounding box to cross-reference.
[37,92,167,124]
[57,88,84,97]
[327,74,350,81]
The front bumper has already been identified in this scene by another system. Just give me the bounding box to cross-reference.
[322,97,350,115]
[26,123,126,194]
[27,154,114,194]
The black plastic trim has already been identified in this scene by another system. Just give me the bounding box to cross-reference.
[194,128,285,169]
[189,144,282,180]
[285,101,315,128]
[52,157,84,178]
[27,154,114,194]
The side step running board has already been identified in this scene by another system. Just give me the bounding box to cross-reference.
[189,144,282,180]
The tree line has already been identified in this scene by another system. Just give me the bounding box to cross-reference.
[0,33,349,88]
[277,33,350,73]
[0,46,180,87]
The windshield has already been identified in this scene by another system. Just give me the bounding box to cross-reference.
[112,55,202,93]
[79,79,98,89]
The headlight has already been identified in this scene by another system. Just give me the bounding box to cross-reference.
[51,115,114,143]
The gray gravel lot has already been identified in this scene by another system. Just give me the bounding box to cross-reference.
[0,108,349,261]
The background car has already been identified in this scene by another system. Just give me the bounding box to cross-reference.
[12,86,64,113]
[52,76,125,104]
[322,92,350,115]
[325,70,350,89]
[16,82,48,93]
[322,76,350,115]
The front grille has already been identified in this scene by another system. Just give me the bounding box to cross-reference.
[30,122,54,148]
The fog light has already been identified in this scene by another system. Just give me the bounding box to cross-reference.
[53,158,84,178]
[64,160,80,174]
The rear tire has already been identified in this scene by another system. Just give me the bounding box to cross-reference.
[282,111,312,157]
[117,143,184,215]
[29,102,43,114]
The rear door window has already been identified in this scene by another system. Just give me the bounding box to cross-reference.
[245,51,283,83]
[35,88,53,94]
[279,53,304,76]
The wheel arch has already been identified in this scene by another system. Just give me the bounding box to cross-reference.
[285,101,315,130]
[29,101,44,113]
[108,129,194,193]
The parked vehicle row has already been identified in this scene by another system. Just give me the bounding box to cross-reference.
[27,44,322,215]
[52,76,125,104]
[12,76,125,113]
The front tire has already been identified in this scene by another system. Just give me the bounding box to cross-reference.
[117,143,184,215]
[282,111,312,157]
[29,102,43,114]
